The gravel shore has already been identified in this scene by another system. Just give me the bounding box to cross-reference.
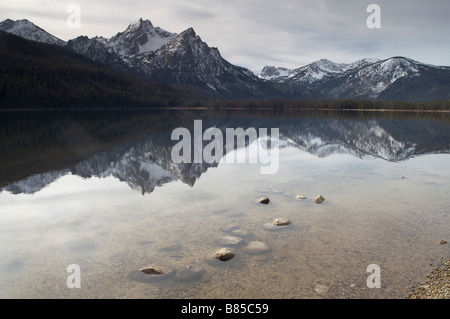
[405,259,450,299]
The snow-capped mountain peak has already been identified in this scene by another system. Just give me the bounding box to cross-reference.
[256,56,447,100]
[0,18,65,46]
[259,59,353,83]
[134,25,265,98]
[326,56,424,99]
[126,17,154,31]
[106,18,176,59]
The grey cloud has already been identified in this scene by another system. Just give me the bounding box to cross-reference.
[1,0,448,70]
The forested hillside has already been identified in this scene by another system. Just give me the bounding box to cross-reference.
[0,31,199,109]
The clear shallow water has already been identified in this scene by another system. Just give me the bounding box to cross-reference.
[0,110,449,299]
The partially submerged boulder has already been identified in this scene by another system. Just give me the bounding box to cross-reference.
[263,217,292,231]
[272,217,291,226]
[314,195,325,204]
[212,247,235,262]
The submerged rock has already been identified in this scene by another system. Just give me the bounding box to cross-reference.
[258,197,270,204]
[242,241,270,254]
[314,195,325,204]
[216,235,243,246]
[212,248,235,262]
[158,242,182,251]
[272,217,291,226]
[173,265,204,282]
[231,228,251,237]
[220,224,240,233]
[263,221,292,231]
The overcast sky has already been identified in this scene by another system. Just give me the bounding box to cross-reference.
[1,0,449,72]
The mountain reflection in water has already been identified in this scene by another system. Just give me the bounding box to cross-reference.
[1,110,449,195]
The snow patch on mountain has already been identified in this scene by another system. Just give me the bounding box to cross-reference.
[258,66,291,80]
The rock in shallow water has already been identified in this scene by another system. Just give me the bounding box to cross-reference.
[314,195,325,204]
[263,222,292,231]
[213,247,235,262]
[140,266,164,275]
[128,265,175,283]
[258,197,270,204]
[272,217,291,226]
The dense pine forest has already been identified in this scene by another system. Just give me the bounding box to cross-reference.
[0,31,200,109]
[201,97,450,111]
[0,30,449,111]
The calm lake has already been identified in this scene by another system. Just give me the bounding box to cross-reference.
[0,109,449,299]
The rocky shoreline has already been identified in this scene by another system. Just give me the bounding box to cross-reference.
[405,259,450,299]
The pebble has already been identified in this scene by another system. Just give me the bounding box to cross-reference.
[314,284,329,294]
[263,222,291,231]
[296,195,307,200]
[128,265,175,283]
[405,259,450,299]
[258,197,270,204]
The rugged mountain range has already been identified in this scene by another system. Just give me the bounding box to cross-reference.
[1,18,449,101]
[259,58,380,84]
[259,57,450,101]
[1,18,270,99]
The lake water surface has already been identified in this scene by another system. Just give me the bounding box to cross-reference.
[0,109,449,299]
